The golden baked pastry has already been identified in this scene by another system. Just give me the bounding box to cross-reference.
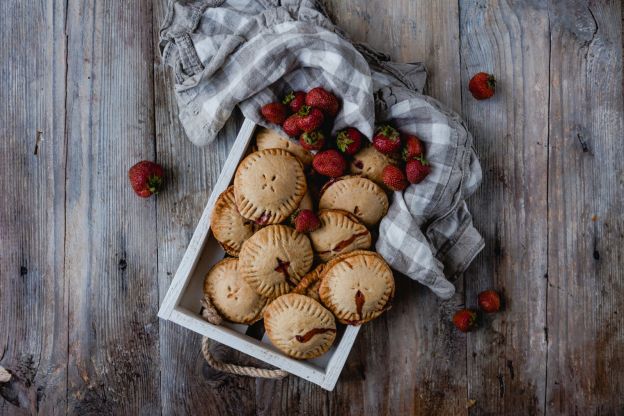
[255,127,313,166]
[234,149,307,225]
[210,186,255,256]
[264,293,336,359]
[204,258,268,324]
[318,176,389,227]
[238,225,313,297]
[319,250,394,325]
[292,263,326,302]
[309,209,371,261]
[349,145,398,189]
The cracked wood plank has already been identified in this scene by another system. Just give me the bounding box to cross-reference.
[63,0,160,413]
[460,1,550,414]
[546,1,624,414]
[0,0,68,415]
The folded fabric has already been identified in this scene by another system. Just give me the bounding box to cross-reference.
[160,0,484,299]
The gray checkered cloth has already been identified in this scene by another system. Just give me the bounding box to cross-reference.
[160,0,484,299]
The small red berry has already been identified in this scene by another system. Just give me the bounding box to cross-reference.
[468,72,496,100]
[382,165,408,191]
[373,125,402,154]
[283,91,306,113]
[260,102,288,124]
[478,290,501,313]
[336,128,363,155]
[452,309,478,332]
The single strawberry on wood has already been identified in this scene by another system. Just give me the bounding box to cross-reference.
[452,309,477,332]
[373,125,402,154]
[128,160,164,198]
[478,290,502,313]
[305,87,340,117]
[336,127,363,155]
[260,102,288,124]
[297,105,325,132]
[312,149,346,178]
[468,72,496,100]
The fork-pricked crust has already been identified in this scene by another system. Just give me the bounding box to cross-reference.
[210,186,255,256]
[255,127,313,166]
[263,293,336,359]
[234,149,307,225]
[318,176,388,227]
[292,263,326,302]
[309,209,371,262]
[238,225,313,298]
[204,258,268,324]
[319,250,394,325]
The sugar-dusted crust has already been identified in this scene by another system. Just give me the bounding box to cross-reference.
[255,127,313,166]
[210,186,255,256]
[204,258,268,324]
[292,263,326,302]
[319,250,394,325]
[234,149,307,225]
[263,293,336,359]
[349,145,399,189]
[238,225,313,298]
[309,209,371,262]
[318,176,389,227]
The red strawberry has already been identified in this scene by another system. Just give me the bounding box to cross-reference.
[305,87,340,117]
[382,165,408,191]
[373,125,401,154]
[299,130,326,151]
[478,290,501,313]
[405,155,431,184]
[283,114,302,137]
[312,149,346,178]
[401,134,425,160]
[260,102,288,124]
[336,128,363,155]
[453,309,478,332]
[128,161,164,198]
[468,72,496,100]
[297,106,324,132]
[283,90,306,113]
[294,209,321,233]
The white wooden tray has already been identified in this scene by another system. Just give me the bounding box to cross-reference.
[158,119,360,391]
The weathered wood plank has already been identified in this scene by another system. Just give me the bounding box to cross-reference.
[63,0,160,413]
[151,1,252,414]
[546,1,624,414]
[0,1,68,414]
[460,1,550,414]
[248,2,468,415]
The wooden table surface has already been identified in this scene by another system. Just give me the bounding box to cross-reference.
[1,0,623,415]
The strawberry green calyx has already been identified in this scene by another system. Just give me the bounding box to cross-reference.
[147,175,162,194]
[415,154,429,165]
[302,131,323,145]
[297,105,312,116]
[336,131,353,152]
[487,75,497,90]
[376,125,399,141]
[282,91,295,105]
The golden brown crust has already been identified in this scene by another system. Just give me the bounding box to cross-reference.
[204,258,268,324]
[238,225,313,298]
[349,145,399,189]
[292,263,326,302]
[234,149,307,225]
[319,250,394,325]
[255,127,313,166]
[211,186,255,256]
[263,293,336,359]
[318,176,389,227]
[309,209,371,261]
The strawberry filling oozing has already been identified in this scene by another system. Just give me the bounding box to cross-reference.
[355,290,365,318]
[256,212,271,225]
[274,258,297,286]
[353,160,364,169]
[295,327,337,343]
[318,231,369,255]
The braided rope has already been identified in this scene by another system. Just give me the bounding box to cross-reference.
[200,297,288,379]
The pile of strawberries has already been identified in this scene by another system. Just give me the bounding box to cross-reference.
[260,88,431,192]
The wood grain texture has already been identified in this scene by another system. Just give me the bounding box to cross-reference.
[0,1,68,415]
[546,1,624,414]
[460,1,550,414]
[63,0,160,413]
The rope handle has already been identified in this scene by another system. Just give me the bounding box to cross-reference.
[200,297,288,380]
